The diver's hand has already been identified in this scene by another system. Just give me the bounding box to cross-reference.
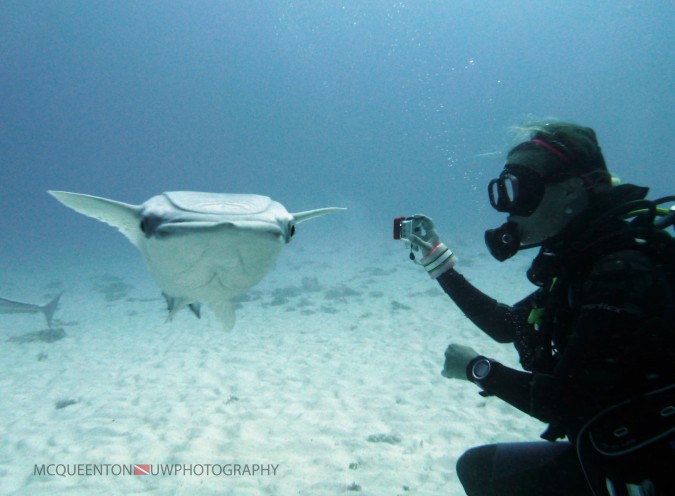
[441,343,479,380]
[408,215,456,278]
[407,214,440,253]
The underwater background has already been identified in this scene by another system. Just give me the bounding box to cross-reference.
[2,0,673,266]
[0,1,673,495]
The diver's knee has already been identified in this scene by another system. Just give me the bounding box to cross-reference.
[456,445,498,495]
[456,447,475,480]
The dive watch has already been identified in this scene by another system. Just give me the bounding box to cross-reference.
[468,356,493,384]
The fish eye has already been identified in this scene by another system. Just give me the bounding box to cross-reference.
[290,225,296,237]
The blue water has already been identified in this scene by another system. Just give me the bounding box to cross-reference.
[1,0,672,265]
[0,0,675,494]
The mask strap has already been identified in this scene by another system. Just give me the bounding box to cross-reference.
[531,139,570,163]
[531,139,607,195]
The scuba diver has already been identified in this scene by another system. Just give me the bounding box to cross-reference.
[399,122,675,495]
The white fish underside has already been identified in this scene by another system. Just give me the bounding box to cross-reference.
[49,190,344,330]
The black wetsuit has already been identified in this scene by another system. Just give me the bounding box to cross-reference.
[438,185,675,495]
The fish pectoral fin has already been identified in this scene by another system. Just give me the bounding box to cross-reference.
[162,294,200,322]
[49,191,143,246]
[162,292,174,310]
[189,303,202,319]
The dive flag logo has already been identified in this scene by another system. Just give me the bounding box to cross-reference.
[134,464,150,475]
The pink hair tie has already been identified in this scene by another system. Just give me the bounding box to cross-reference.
[531,139,570,162]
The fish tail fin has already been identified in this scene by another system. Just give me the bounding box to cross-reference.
[42,292,63,328]
[210,300,236,331]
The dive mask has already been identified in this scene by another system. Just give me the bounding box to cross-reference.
[488,164,548,217]
[485,164,572,261]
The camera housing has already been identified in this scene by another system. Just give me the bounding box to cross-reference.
[393,216,415,241]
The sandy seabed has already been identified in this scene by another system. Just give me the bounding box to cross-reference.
[0,239,544,495]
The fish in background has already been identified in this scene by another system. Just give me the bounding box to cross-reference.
[0,293,62,328]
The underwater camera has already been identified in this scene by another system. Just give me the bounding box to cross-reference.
[393,216,418,241]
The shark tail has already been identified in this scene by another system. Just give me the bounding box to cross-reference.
[42,292,63,328]
[209,300,236,331]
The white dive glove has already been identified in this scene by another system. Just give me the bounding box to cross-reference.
[407,214,457,279]
[441,343,479,380]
